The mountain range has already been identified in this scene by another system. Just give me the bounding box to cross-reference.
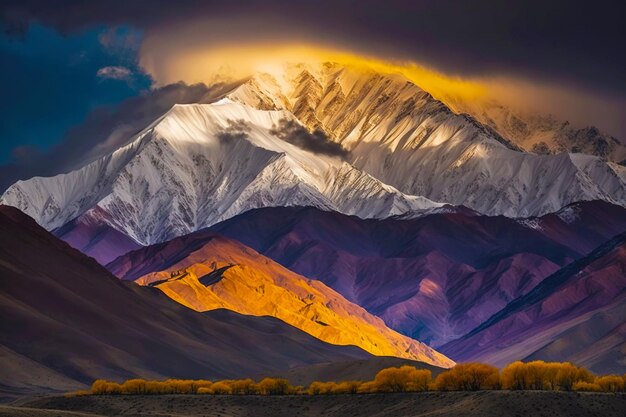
[0,206,373,397]
[108,232,453,367]
[2,63,625,255]
[1,61,625,395]
[204,201,626,350]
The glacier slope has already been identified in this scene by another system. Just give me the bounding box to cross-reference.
[1,101,440,245]
[227,63,626,217]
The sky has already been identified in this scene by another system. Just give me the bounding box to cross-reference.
[0,0,625,190]
[0,24,151,162]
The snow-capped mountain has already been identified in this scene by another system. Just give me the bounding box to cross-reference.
[227,63,626,217]
[2,62,625,247]
[1,100,439,246]
[445,98,626,163]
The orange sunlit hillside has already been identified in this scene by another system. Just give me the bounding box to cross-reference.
[131,234,454,367]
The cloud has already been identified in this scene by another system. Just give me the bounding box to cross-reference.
[96,65,132,81]
[0,81,241,192]
[98,26,141,53]
[270,118,348,158]
[1,0,624,98]
[0,0,624,147]
[2,0,622,138]
[217,119,251,144]
[10,145,42,163]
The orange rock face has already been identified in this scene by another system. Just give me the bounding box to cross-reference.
[133,235,454,368]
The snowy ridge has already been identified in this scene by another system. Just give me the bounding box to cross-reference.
[1,101,440,245]
[446,98,626,163]
[2,62,625,244]
[227,62,626,216]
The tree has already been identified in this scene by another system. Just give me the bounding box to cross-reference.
[573,382,601,392]
[434,363,499,391]
[556,363,578,391]
[121,379,146,394]
[209,382,232,394]
[91,379,122,395]
[371,366,432,392]
[334,381,362,394]
[501,361,528,390]
[228,379,256,395]
[596,375,625,393]
[256,378,290,395]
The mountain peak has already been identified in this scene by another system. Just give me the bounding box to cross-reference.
[1,61,625,254]
[1,99,440,249]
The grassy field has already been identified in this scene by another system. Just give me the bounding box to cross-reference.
[2,391,625,417]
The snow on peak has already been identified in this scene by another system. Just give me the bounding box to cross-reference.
[1,62,625,246]
[226,62,626,217]
[0,100,440,245]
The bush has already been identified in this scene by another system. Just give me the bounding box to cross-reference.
[596,375,625,392]
[333,381,362,394]
[501,361,528,390]
[501,361,595,391]
[209,381,232,394]
[228,378,257,395]
[435,363,500,391]
[555,362,594,391]
[371,366,431,392]
[256,378,290,395]
[121,378,146,394]
[356,381,377,393]
[573,382,601,392]
[308,381,337,395]
[85,361,621,396]
[91,379,122,395]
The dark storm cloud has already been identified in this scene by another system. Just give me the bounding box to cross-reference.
[217,119,252,144]
[270,119,349,158]
[1,0,624,97]
[0,81,240,191]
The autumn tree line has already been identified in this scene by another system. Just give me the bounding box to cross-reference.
[80,361,626,396]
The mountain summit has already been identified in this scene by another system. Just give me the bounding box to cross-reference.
[1,62,624,253]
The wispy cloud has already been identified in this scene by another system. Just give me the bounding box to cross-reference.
[97,65,132,81]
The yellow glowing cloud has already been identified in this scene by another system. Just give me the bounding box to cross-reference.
[140,42,487,103]
[139,38,624,137]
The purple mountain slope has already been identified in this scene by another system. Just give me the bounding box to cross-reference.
[197,200,626,347]
[440,231,626,374]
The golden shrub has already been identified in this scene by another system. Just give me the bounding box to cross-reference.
[209,381,232,394]
[356,381,377,393]
[84,361,621,396]
[256,378,290,395]
[333,381,362,394]
[121,378,146,394]
[501,361,529,390]
[555,362,594,391]
[573,382,601,392]
[370,366,432,392]
[307,381,336,395]
[227,378,256,395]
[434,363,500,391]
[501,361,597,392]
[91,379,122,395]
[596,375,625,392]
